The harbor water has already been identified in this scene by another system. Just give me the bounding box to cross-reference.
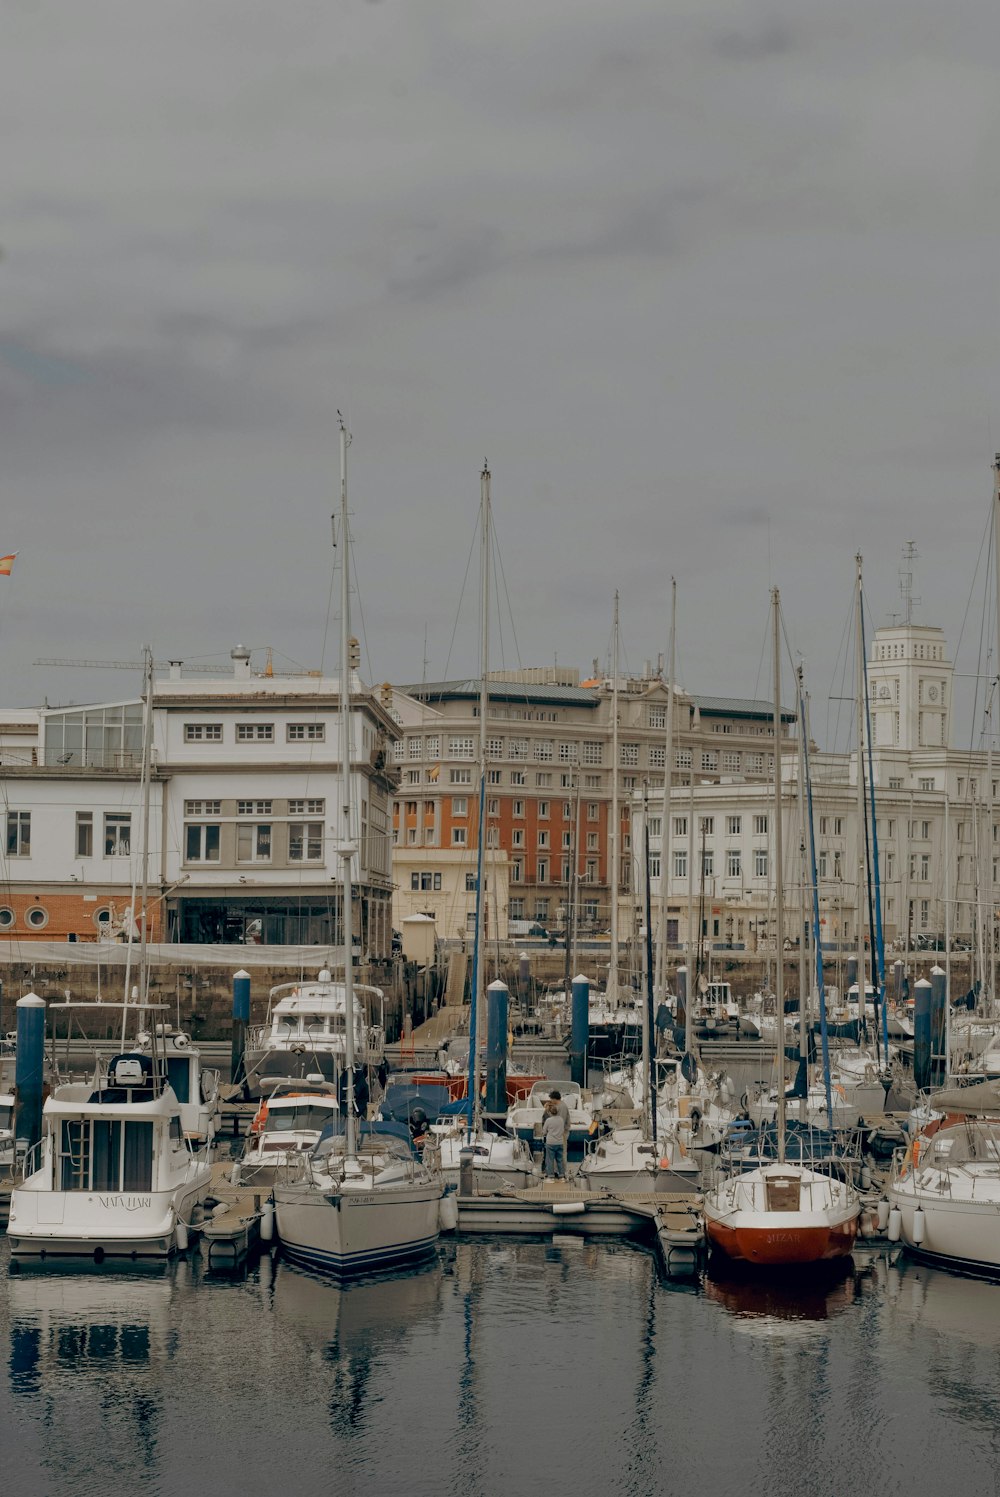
[2,1236,1000,1497]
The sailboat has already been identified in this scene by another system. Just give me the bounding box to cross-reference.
[272,420,443,1275]
[431,464,534,1193]
[703,588,860,1265]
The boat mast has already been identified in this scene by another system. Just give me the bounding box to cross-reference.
[773,588,787,1164]
[608,592,621,1002]
[655,579,676,1000]
[468,462,490,1140]
[796,663,809,1125]
[855,554,868,1040]
[992,453,1000,1010]
[337,416,358,1163]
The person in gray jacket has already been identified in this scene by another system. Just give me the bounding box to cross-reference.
[542,1100,567,1180]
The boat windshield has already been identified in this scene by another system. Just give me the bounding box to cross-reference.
[266,1104,338,1134]
[927,1124,1000,1167]
[0,1102,12,1131]
[311,1129,412,1166]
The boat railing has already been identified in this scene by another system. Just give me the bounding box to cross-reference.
[17,1137,44,1183]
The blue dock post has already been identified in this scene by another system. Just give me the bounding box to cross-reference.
[674,965,687,1045]
[929,965,947,1087]
[14,992,45,1164]
[570,973,590,1088]
[485,978,510,1114]
[231,968,251,1092]
[913,977,932,1092]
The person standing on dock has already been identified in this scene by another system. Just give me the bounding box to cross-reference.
[542,1100,567,1181]
[549,1090,571,1146]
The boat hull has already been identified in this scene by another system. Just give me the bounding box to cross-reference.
[7,1177,209,1260]
[273,1181,442,1275]
[888,1182,1000,1274]
[704,1213,857,1265]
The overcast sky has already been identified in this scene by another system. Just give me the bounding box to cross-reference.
[1,0,998,750]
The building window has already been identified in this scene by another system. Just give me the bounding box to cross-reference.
[699,817,714,836]
[488,797,500,815]
[509,898,525,920]
[819,852,828,878]
[451,797,468,816]
[620,743,639,767]
[649,706,666,729]
[407,737,423,759]
[236,824,272,862]
[7,810,32,856]
[511,860,523,884]
[585,860,597,883]
[76,813,93,858]
[754,848,768,878]
[676,749,692,770]
[185,824,221,862]
[509,738,529,760]
[584,775,601,789]
[582,742,602,765]
[510,770,526,786]
[236,723,274,742]
[559,742,578,763]
[726,815,742,837]
[538,830,550,849]
[452,827,467,846]
[587,802,599,821]
[184,723,223,742]
[487,769,503,785]
[701,752,718,771]
[538,801,550,819]
[405,770,422,784]
[918,777,934,791]
[562,831,572,849]
[673,849,687,879]
[722,752,741,772]
[513,800,525,818]
[536,772,552,788]
[486,827,499,847]
[533,740,554,762]
[587,832,599,851]
[485,737,504,757]
[288,823,323,861]
[186,800,222,816]
[649,745,665,769]
[26,905,48,929]
[727,849,741,878]
[289,798,325,815]
[702,849,714,877]
[746,753,764,774]
[288,723,326,742]
[673,816,687,838]
[449,768,472,785]
[512,829,525,848]
[0,907,14,929]
[103,813,130,857]
[448,737,475,759]
[537,860,549,883]
[753,814,768,835]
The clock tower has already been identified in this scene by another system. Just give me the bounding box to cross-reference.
[867,623,951,751]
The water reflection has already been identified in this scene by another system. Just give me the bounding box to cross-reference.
[704,1256,861,1331]
[7,1268,173,1487]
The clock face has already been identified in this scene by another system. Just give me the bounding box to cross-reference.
[878,685,891,700]
[928,685,939,702]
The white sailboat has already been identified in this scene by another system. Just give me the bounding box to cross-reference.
[272,419,442,1275]
[703,588,860,1266]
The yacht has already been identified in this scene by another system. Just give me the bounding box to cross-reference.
[243,969,386,1099]
[239,1080,340,1187]
[704,1161,859,1265]
[7,1050,213,1262]
[143,1024,220,1147]
[506,1080,595,1160]
[888,1079,1000,1272]
[429,1121,535,1192]
[578,1125,701,1195]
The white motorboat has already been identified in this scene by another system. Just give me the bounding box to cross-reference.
[578,1125,701,1195]
[429,1122,535,1192]
[243,968,386,1099]
[888,1079,1000,1273]
[143,1024,220,1147]
[238,1080,341,1187]
[7,1050,212,1261]
[506,1080,595,1159]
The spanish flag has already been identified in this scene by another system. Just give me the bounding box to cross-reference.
[0,555,16,576]
[427,763,440,782]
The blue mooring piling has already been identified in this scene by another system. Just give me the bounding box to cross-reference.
[231,969,251,1092]
[485,978,509,1114]
[570,973,590,1088]
[15,991,45,1161]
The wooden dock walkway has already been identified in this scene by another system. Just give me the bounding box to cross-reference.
[189,1159,270,1268]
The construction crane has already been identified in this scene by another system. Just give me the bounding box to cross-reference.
[35,657,225,674]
